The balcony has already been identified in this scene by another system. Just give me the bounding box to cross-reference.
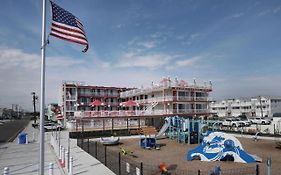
[73,108,210,118]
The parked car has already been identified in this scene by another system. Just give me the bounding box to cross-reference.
[222,118,244,127]
[237,119,251,127]
[250,117,271,125]
[42,122,64,131]
[237,115,251,127]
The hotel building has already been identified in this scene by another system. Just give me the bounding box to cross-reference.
[210,96,281,118]
[60,78,212,126]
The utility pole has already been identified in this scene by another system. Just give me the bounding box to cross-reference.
[259,96,264,118]
[31,92,38,123]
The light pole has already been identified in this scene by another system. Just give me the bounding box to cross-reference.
[31,92,38,123]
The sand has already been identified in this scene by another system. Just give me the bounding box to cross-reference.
[105,136,281,175]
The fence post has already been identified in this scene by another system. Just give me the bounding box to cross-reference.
[118,152,121,175]
[95,141,97,157]
[198,169,200,175]
[49,162,54,175]
[65,151,69,171]
[140,162,143,175]
[267,157,271,175]
[87,139,90,153]
[3,167,9,175]
[104,146,107,166]
[256,164,259,175]
[59,145,63,161]
[61,147,65,168]
[69,157,73,175]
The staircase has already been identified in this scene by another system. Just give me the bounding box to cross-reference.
[141,101,158,115]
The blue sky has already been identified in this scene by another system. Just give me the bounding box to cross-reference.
[0,0,281,110]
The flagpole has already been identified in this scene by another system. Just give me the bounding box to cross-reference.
[40,0,47,174]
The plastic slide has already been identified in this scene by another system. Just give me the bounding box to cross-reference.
[156,119,170,138]
[187,131,262,163]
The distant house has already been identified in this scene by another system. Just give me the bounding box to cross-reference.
[210,96,281,118]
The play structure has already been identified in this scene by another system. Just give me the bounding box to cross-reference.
[139,119,170,149]
[166,117,204,144]
[100,136,120,145]
[187,131,262,163]
[139,117,223,148]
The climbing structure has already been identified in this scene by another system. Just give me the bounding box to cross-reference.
[187,131,262,163]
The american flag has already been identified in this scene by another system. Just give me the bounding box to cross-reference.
[50,1,89,52]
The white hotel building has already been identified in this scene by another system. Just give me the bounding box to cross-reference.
[60,78,212,122]
[210,96,281,118]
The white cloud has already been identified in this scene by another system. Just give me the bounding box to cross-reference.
[115,52,174,69]
[0,48,85,70]
[258,6,281,16]
[175,56,201,67]
[176,35,186,40]
[116,24,125,28]
[0,48,87,110]
[273,6,281,13]
[0,48,40,70]
[47,56,85,67]
[258,10,271,16]
[190,33,200,39]
[137,40,156,49]
[231,13,244,18]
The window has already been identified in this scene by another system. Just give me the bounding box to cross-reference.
[232,106,240,109]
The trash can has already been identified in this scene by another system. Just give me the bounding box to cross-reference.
[18,133,27,144]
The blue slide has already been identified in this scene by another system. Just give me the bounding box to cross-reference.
[187,131,262,163]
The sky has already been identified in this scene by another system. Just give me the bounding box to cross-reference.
[0,0,281,111]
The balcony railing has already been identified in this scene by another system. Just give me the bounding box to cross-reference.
[120,82,212,98]
[73,108,210,118]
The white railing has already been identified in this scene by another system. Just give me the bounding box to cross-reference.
[73,108,210,118]
[120,82,212,98]
[177,96,193,101]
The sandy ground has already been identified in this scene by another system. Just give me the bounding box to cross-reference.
[105,136,281,175]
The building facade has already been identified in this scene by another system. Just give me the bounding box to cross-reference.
[210,96,281,118]
[119,78,212,118]
[61,78,212,124]
[61,81,132,121]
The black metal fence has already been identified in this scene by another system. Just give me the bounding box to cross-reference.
[77,138,259,175]
[78,139,143,175]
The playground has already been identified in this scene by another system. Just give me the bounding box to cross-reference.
[105,136,281,174]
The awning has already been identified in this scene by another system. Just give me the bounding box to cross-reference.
[89,100,106,106]
[56,115,64,120]
[120,100,137,107]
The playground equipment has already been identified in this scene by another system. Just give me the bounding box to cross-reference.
[187,131,262,163]
[100,136,120,145]
[120,147,137,157]
[139,120,171,149]
[252,132,261,141]
[166,117,204,144]
[158,163,177,175]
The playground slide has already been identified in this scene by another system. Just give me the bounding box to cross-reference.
[187,131,261,163]
[156,119,170,138]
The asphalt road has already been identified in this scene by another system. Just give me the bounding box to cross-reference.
[0,119,30,143]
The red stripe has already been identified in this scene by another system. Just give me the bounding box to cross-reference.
[51,28,86,41]
[50,33,88,45]
[52,23,85,36]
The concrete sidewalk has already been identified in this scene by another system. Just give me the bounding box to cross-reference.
[0,122,64,175]
[50,130,115,175]
[0,121,115,175]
